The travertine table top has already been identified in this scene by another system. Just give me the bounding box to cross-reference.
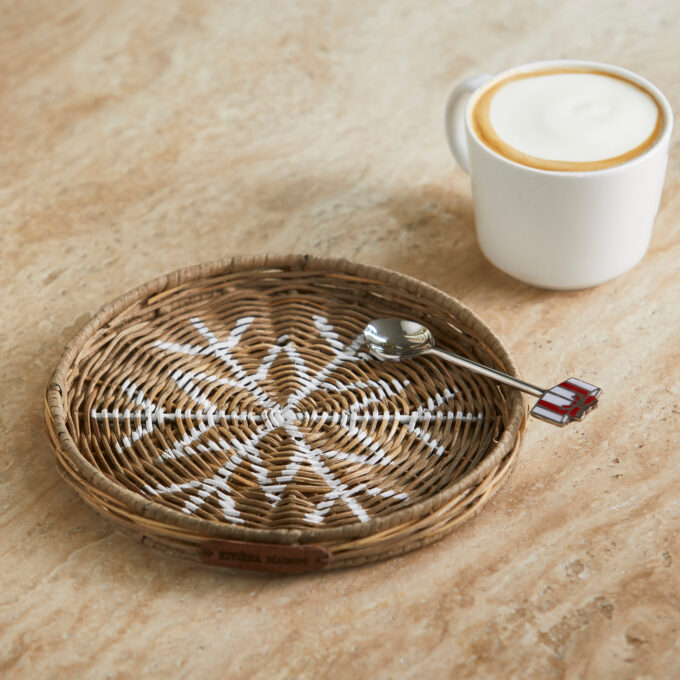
[1,1,679,678]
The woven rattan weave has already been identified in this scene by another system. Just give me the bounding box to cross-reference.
[45,255,526,572]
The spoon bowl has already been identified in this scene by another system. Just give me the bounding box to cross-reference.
[363,319,435,360]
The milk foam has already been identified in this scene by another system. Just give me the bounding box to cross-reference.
[488,72,659,163]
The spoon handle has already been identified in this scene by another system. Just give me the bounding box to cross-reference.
[427,347,544,397]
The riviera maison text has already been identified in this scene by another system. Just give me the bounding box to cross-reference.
[218,549,309,566]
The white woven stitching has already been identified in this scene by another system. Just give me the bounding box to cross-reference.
[92,316,483,525]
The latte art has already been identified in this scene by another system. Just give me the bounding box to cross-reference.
[471,68,663,171]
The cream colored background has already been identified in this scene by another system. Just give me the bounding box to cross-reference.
[2,1,679,678]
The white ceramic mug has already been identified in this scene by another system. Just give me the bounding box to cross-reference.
[445,60,673,289]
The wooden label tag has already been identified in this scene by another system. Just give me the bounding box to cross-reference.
[200,539,333,573]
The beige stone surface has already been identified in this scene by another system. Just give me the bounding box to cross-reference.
[1,1,679,677]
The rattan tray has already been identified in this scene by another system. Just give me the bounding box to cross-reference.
[45,255,526,572]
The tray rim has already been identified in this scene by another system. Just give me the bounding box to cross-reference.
[45,253,526,545]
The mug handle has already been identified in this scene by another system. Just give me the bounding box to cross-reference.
[445,74,492,174]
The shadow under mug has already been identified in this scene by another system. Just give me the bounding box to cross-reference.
[445,60,673,290]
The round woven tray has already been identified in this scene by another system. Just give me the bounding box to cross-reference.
[45,255,526,572]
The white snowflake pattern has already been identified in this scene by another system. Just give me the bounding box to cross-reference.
[91,315,483,525]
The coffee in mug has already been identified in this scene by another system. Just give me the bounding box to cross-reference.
[445,61,673,289]
[470,68,663,172]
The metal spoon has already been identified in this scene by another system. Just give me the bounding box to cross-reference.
[363,319,600,427]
